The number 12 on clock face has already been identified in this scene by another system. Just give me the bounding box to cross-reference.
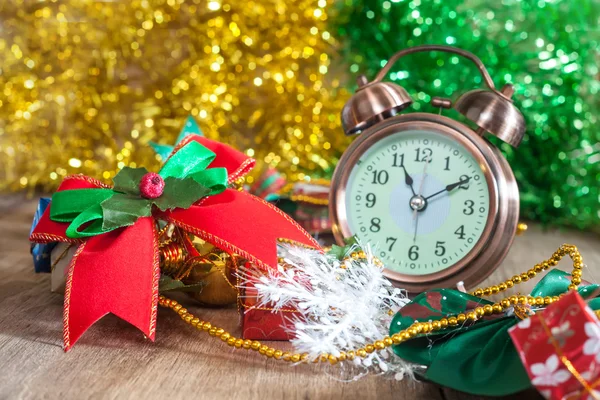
[345,130,491,275]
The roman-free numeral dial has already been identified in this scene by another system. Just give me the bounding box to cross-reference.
[345,130,491,275]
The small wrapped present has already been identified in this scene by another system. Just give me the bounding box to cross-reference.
[30,198,57,273]
[48,243,76,293]
[238,261,296,340]
[30,198,76,292]
[272,180,332,235]
[509,290,600,400]
[390,268,600,397]
[249,167,286,201]
[158,228,298,340]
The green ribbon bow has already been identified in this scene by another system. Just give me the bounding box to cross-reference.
[390,270,600,397]
[50,141,227,238]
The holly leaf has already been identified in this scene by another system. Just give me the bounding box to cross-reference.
[113,167,148,195]
[158,274,205,293]
[343,235,360,246]
[328,244,347,261]
[327,235,361,260]
[100,193,152,231]
[153,176,210,211]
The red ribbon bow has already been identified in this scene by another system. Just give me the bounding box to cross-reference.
[30,136,320,350]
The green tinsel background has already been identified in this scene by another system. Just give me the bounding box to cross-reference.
[332,0,600,230]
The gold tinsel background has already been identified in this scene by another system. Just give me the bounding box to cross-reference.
[0,0,350,191]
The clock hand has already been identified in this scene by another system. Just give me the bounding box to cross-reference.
[412,156,429,242]
[413,212,419,242]
[446,176,471,192]
[417,156,429,195]
[425,176,471,201]
[401,165,416,196]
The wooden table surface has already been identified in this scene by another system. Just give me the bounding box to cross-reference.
[1,194,599,400]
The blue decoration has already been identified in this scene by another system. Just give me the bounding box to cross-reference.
[149,116,203,161]
[30,198,57,273]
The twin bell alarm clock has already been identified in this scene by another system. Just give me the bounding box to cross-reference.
[330,45,526,292]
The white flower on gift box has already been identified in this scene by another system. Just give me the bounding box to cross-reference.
[550,321,574,347]
[583,321,600,362]
[530,354,571,387]
[516,317,531,329]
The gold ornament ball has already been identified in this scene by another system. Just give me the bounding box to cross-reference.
[184,236,238,306]
[185,259,238,306]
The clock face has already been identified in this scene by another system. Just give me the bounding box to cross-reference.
[345,129,492,275]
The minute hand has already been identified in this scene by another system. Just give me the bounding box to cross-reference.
[425,177,470,200]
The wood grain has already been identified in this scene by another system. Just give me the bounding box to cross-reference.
[0,196,598,399]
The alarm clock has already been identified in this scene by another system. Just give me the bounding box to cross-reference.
[330,45,525,292]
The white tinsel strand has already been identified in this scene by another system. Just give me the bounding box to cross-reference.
[238,242,413,378]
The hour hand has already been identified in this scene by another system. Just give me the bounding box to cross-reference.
[445,176,470,192]
[425,176,470,200]
[402,166,416,196]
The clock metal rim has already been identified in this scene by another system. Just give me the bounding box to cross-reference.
[329,112,519,292]
[331,116,498,286]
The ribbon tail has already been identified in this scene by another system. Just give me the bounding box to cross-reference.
[63,217,160,351]
[162,189,320,270]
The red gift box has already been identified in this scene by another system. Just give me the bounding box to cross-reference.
[509,291,600,400]
[237,262,296,341]
[240,280,295,341]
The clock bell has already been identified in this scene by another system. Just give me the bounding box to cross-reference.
[341,45,526,148]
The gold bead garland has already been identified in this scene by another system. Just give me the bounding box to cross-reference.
[278,178,331,206]
[287,195,329,206]
[471,244,583,297]
[160,244,598,364]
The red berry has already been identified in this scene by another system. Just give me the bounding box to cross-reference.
[139,172,164,199]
